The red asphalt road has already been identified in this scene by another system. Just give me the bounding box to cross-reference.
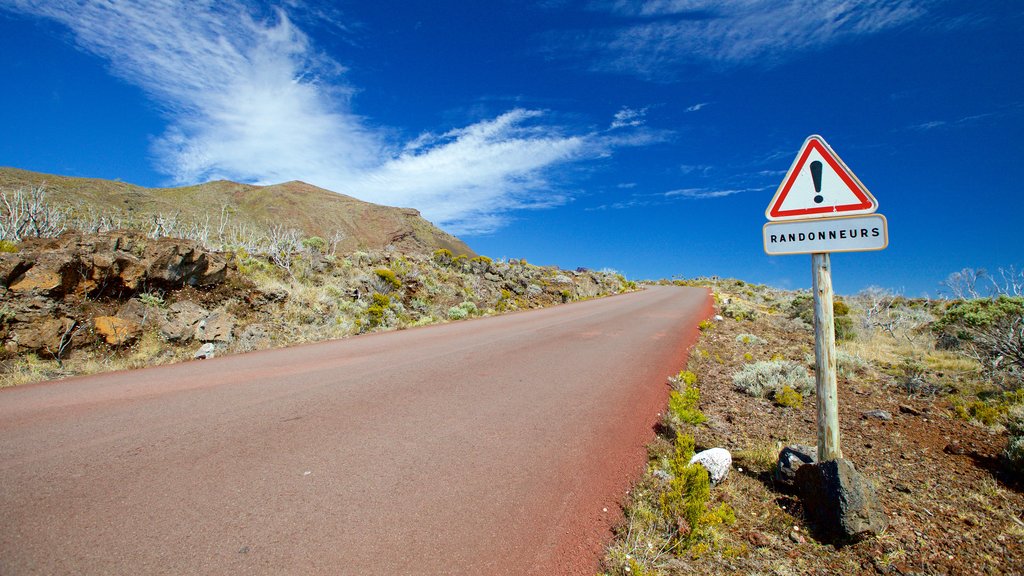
[0,286,710,575]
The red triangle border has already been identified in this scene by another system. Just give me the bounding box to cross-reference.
[768,138,874,219]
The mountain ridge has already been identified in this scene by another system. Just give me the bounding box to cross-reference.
[0,167,475,256]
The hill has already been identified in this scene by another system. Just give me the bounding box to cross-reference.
[0,167,474,257]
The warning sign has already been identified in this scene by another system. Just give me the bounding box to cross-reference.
[765,135,878,221]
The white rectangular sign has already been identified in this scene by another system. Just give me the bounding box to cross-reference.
[763,214,888,255]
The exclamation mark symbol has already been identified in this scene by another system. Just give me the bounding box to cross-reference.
[810,160,824,204]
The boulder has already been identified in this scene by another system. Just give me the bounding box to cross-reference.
[195,311,236,343]
[795,458,889,543]
[688,447,732,486]
[862,409,893,422]
[11,316,76,352]
[93,316,141,346]
[159,301,208,342]
[193,342,216,360]
[775,444,817,488]
[143,237,226,286]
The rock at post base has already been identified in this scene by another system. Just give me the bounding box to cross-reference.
[688,448,732,486]
[795,458,889,544]
[775,444,817,488]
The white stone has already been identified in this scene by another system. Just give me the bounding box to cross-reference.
[688,448,732,486]
[193,342,216,360]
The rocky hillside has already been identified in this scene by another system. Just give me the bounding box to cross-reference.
[0,230,633,386]
[0,167,474,257]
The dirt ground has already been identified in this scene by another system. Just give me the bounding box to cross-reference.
[604,285,1024,576]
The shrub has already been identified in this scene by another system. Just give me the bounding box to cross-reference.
[374,268,401,290]
[934,296,1024,388]
[735,333,767,346]
[676,370,698,388]
[448,301,477,320]
[366,293,391,328]
[732,360,814,398]
[836,350,869,376]
[1006,407,1024,474]
[301,236,326,254]
[833,300,851,316]
[432,248,453,265]
[698,320,714,332]
[834,315,856,341]
[722,302,756,321]
[668,387,706,427]
[0,240,18,253]
[774,385,804,409]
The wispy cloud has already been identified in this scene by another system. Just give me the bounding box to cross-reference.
[685,102,709,112]
[610,106,648,129]
[664,186,768,199]
[4,0,641,235]
[581,1,927,79]
[905,103,1023,131]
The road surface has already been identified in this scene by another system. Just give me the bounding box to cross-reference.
[1,285,711,575]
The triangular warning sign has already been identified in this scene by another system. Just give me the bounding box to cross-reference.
[765,135,878,221]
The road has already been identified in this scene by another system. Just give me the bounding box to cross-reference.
[0,285,711,575]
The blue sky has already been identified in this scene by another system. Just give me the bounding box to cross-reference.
[1,1,1022,296]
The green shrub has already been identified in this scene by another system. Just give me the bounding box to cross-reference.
[774,385,804,409]
[0,240,18,253]
[366,293,391,328]
[374,268,401,290]
[722,302,756,321]
[934,296,1024,386]
[432,248,453,265]
[732,360,813,398]
[833,300,851,316]
[668,387,706,427]
[953,398,1008,426]
[835,315,856,341]
[676,370,698,388]
[698,320,714,332]
[1004,407,1024,474]
[735,333,767,345]
[301,236,326,254]
[448,301,477,320]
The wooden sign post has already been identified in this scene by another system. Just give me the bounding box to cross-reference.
[764,135,888,462]
[811,253,842,462]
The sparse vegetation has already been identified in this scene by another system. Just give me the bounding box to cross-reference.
[732,359,813,399]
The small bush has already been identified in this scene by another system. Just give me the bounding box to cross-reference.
[836,350,869,376]
[447,301,476,321]
[0,240,18,253]
[1006,407,1024,474]
[833,300,851,316]
[774,385,804,409]
[735,333,766,346]
[676,370,698,388]
[668,387,706,427]
[835,315,856,341]
[698,320,714,332]
[934,296,1024,388]
[432,248,453,265]
[301,236,326,254]
[722,302,756,321]
[374,268,401,290]
[366,293,391,328]
[732,360,813,398]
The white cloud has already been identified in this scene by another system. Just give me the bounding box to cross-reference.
[4,0,631,235]
[610,106,647,129]
[664,186,768,199]
[685,102,709,112]
[589,1,926,78]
